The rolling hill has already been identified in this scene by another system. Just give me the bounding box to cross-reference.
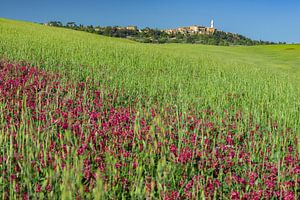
[0,18,299,199]
[0,18,299,126]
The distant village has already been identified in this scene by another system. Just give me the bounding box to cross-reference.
[44,20,278,46]
[164,20,216,35]
[95,20,217,35]
[46,20,217,36]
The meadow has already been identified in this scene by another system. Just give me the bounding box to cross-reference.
[0,18,299,199]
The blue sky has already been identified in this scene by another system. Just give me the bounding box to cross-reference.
[1,0,299,43]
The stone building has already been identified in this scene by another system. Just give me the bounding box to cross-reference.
[126,26,138,31]
[164,20,216,35]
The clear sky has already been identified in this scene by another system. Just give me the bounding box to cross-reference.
[1,0,299,43]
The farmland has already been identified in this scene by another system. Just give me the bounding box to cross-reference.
[0,18,299,199]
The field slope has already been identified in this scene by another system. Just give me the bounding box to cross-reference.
[0,18,299,199]
[1,18,299,127]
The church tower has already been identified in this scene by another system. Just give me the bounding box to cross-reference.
[210,19,214,28]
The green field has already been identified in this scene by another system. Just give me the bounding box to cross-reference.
[0,18,299,199]
[1,18,299,128]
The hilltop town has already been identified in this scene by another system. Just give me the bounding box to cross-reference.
[97,20,217,35]
[46,20,217,35]
[44,20,277,46]
[164,20,216,35]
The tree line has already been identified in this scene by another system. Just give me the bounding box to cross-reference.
[45,21,285,46]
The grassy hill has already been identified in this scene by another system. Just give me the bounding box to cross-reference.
[1,18,299,127]
[0,18,299,199]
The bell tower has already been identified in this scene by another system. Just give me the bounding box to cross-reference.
[210,20,214,28]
